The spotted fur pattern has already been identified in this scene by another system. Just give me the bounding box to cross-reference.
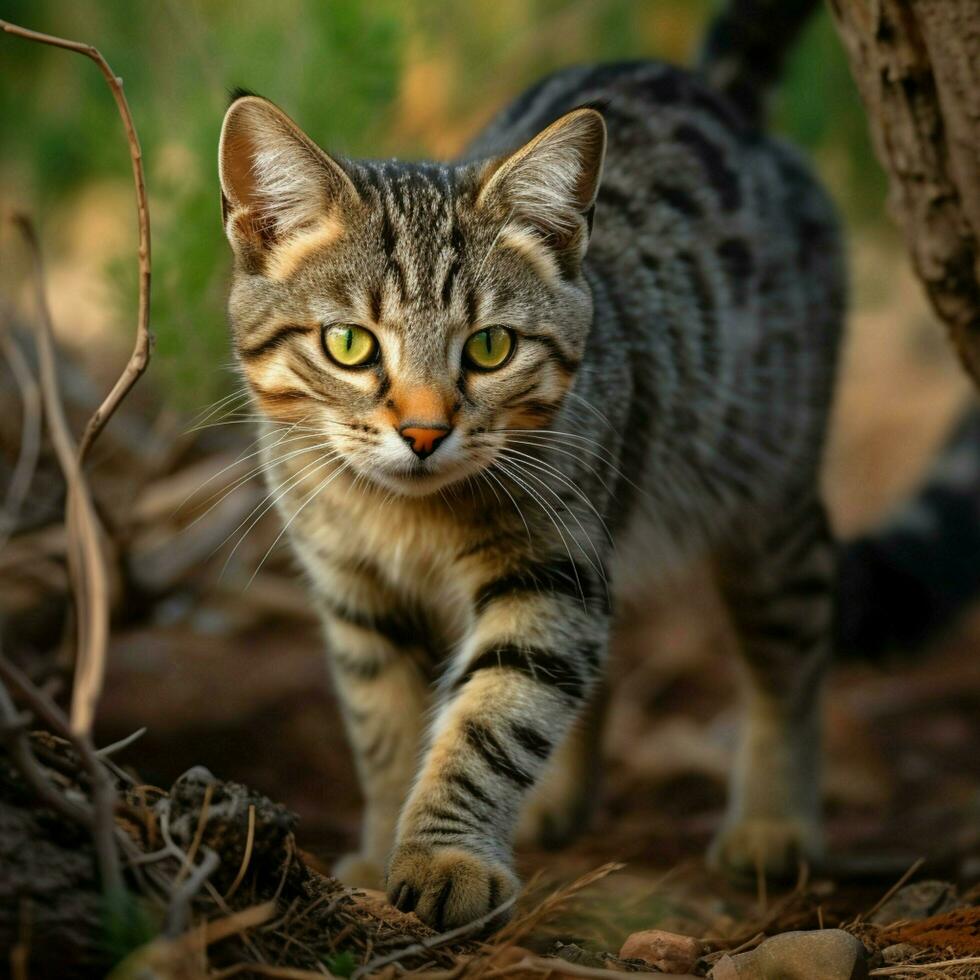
[219,1,843,930]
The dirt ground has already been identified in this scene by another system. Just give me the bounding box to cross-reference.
[76,234,980,950]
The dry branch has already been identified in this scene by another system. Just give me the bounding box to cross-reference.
[2,15,153,735]
[0,654,124,898]
[0,18,153,461]
[0,660,91,827]
[827,0,980,384]
[11,216,112,739]
[0,333,42,549]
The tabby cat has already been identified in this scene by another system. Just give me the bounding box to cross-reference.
[218,0,843,929]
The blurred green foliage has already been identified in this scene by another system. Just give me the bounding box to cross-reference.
[1,0,885,409]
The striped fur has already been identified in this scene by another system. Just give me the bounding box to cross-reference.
[219,1,843,928]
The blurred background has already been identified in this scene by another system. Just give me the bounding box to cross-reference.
[1,0,978,940]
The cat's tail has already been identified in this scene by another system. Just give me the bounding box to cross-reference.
[835,404,980,661]
[697,0,822,125]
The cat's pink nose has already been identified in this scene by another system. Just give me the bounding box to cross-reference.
[400,424,451,460]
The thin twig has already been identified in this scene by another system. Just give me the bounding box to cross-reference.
[856,857,926,926]
[0,667,91,826]
[871,957,980,976]
[483,956,699,980]
[166,848,221,936]
[10,215,111,739]
[351,893,519,980]
[0,17,152,464]
[210,965,332,980]
[0,332,42,548]
[175,783,214,886]
[96,726,147,758]
[492,862,624,951]
[142,902,276,965]
[0,654,124,896]
[224,804,256,900]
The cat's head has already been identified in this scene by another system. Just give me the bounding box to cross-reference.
[219,94,605,497]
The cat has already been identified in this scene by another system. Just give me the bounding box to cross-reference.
[218,0,844,929]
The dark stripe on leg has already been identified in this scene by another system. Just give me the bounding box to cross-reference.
[445,769,496,810]
[457,644,587,700]
[465,721,534,789]
[422,806,482,831]
[322,595,421,649]
[510,722,552,760]
[474,557,601,613]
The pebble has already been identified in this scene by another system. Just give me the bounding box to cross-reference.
[710,929,868,979]
[619,929,703,973]
[881,943,919,965]
[870,881,961,924]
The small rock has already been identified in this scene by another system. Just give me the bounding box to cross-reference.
[552,943,609,969]
[619,929,703,973]
[552,942,656,973]
[710,955,738,980]
[755,931,868,979]
[870,881,961,925]
[881,943,919,965]
[709,930,868,979]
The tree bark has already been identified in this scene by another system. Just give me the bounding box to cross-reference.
[826,0,980,383]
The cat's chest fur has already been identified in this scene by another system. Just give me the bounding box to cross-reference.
[261,431,480,619]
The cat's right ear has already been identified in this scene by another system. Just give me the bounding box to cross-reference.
[476,107,606,268]
[218,94,359,270]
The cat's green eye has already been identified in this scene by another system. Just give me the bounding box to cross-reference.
[323,324,379,368]
[463,327,514,371]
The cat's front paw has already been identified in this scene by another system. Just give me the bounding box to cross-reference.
[386,842,518,931]
[708,816,823,880]
[333,852,385,890]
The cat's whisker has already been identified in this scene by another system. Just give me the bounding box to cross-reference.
[493,459,592,610]
[498,447,615,547]
[497,438,617,494]
[499,430,648,499]
[564,390,616,431]
[247,461,352,585]
[483,466,534,548]
[479,426,634,488]
[490,427,620,459]
[177,420,323,515]
[185,415,316,434]
[215,448,339,548]
[470,468,502,512]
[185,387,253,432]
[496,456,610,599]
[182,437,337,531]
[215,451,344,573]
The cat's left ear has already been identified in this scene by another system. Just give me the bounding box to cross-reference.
[218,93,359,270]
[477,107,606,264]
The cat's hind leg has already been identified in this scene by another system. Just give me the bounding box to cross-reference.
[710,494,834,878]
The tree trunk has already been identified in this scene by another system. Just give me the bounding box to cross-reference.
[826,0,980,384]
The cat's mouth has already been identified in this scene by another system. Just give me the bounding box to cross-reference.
[348,428,482,497]
[364,450,489,498]
[377,459,466,495]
